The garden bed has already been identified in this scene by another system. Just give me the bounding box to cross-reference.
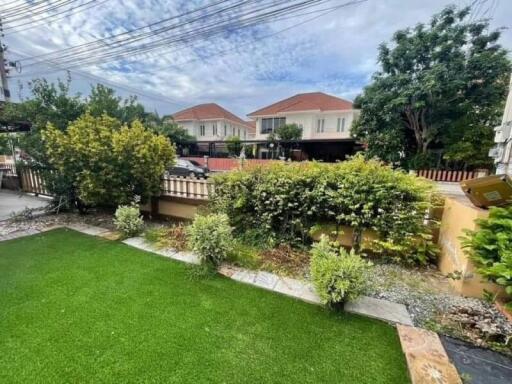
[0,229,409,383]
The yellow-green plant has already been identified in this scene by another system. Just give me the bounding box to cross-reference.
[43,112,175,208]
[310,236,372,306]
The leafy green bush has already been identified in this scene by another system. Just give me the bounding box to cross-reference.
[461,206,512,298]
[310,236,371,306]
[114,203,144,237]
[187,213,233,266]
[211,154,436,264]
[42,112,175,208]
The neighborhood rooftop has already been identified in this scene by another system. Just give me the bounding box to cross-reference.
[172,103,253,129]
[247,92,354,117]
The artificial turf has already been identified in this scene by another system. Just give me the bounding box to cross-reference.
[0,229,410,383]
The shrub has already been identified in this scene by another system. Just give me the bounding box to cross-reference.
[310,236,371,306]
[211,154,437,259]
[461,206,512,298]
[187,213,233,266]
[114,203,144,237]
[42,112,175,208]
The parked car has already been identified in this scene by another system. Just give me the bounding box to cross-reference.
[167,159,209,178]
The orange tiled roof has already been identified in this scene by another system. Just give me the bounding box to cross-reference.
[172,103,251,128]
[248,92,353,117]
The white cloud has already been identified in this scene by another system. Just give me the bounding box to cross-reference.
[4,0,511,118]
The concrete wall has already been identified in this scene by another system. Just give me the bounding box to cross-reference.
[141,196,207,220]
[437,195,505,299]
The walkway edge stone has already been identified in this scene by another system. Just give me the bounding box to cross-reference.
[344,296,414,326]
[397,324,462,384]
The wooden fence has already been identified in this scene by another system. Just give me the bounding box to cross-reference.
[413,169,488,182]
[19,168,51,196]
[161,175,211,200]
[0,163,17,176]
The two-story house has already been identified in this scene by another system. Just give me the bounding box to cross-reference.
[247,92,359,160]
[171,103,254,142]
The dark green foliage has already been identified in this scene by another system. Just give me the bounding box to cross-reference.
[275,123,303,141]
[211,155,436,264]
[0,229,409,383]
[461,206,512,298]
[226,135,242,156]
[352,5,511,168]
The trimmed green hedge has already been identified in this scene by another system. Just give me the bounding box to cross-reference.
[211,155,436,264]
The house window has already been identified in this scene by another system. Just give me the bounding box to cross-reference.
[337,118,345,132]
[232,126,235,136]
[224,124,227,136]
[316,119,325,133]
[243,129,247,139]
[199,124,206,136]
[213,123,217,136]
[237,128,240,137]
[261,117,285,134]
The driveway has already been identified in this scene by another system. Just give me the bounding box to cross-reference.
[0,190,50,221]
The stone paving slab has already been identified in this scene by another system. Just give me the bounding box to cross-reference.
[121,237,200,264]
[344,296,413,326]
[67,223,111,236]
[397,325,462,384]
[0,228,41,242]
[252,271,280,290]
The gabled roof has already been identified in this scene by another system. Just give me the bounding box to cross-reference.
[244,120,256,134]
[172,103,251,128]
[247,92,354,117]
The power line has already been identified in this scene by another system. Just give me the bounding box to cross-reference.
[21,0,329,69]
[11,0,364,79]
[4,0,110,33]
[9,48,188,107]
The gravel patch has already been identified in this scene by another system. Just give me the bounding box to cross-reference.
[368,264,512,354]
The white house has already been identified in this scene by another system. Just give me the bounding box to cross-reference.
[247,92,359,160]
[247,92,359,141]
[170,103,254,142]
[490,75,512,175]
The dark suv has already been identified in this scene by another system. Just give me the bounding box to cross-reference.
[167,159,209,178]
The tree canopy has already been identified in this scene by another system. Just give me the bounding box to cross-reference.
[352,5,511,169]
[43,113,175,208]
[275,123,303,141]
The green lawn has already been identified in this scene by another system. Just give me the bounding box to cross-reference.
[0,229,409,383]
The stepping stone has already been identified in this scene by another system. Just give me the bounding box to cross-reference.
[0,228,40,242]
[230,269,258,284]
[173,251,200,265]
[253,271,280,290]
[397,325,462,384]
[67,223,110,236]
[218,264,242,278]
[273,276,308,299]
[99,231,122,241]
[344,296,413,326]
[300,282,322,304]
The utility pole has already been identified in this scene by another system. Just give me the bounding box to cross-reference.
[0,17,10,102]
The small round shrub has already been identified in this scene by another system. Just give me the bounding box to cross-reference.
[114,203,144,237]
[187,213,233,266]
[310,236,371,306]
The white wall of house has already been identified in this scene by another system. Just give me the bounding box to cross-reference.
[251,110,359,141]
[176,119,251,142]
[491,75,512,175]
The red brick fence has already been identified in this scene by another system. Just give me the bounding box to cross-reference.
[182,157,274,171]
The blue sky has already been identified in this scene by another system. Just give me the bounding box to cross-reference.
[4,0,512,118]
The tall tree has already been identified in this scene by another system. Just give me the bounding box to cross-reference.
[352,6,511,168]
[87,84,147,124]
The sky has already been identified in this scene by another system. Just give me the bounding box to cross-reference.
[2,0,511,119]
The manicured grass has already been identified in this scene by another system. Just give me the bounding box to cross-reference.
[0,229,410,383]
